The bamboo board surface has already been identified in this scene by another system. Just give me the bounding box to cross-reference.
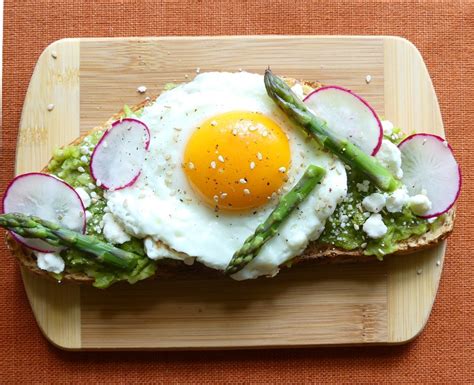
[16,36,446,350]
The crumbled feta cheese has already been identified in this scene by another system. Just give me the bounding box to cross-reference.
[102,213,131,244]
[375,139,403,179]
[137,85,147,94]
[356,180,370,193]
[408,194,432,216]
[385,187,409,213]
[85,210,92,221]
[75,187,91,208]
[362,213,388,239]
[291,83,304,99]
[381,120,394,136]
[35,252,65,274]
[362,192,386,213]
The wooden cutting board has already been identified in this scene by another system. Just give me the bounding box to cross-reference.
[16,36,446,350]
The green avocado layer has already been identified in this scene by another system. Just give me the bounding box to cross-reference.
[47,108,156,288]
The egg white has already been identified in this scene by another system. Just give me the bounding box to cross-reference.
[106,72,347,279]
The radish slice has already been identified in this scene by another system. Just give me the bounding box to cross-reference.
[303,86,383,155]
[2,173,86,252]
[399,134,461,218]
[90,118,150,191]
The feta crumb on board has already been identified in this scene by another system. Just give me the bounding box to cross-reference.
[362,213,388,239]
[102,213,131,244]
[362,193,386,213]
[137,85,147,94]
[35,252,65,274]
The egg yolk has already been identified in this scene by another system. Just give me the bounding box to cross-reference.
[183,111,291,211]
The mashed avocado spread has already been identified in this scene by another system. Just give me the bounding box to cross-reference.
[45,106,440,287]
[47,108,156,288]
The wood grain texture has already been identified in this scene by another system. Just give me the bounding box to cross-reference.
[16,36,446,350]
[82,263,387,349]
[17,38,81,349]
[383,37,446,343]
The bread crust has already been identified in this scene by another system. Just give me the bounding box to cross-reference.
[7,78,456,285]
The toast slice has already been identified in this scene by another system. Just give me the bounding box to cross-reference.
[7,78,456,285]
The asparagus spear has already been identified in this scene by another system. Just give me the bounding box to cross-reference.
[264,69,400,192]
[0,213,138,270]
[225,165,325,275]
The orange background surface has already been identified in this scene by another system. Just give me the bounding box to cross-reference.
[1,1,473,383]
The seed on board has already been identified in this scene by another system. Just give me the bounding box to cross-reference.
[365,75,372,84]
[51,51,58,59]
[47,104,55,111]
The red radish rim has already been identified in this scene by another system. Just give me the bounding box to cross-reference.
[398,133,462,218]
[116,118,151,150]
[303,85,383,155]
[2,172,87,252]
[90,118,150,191]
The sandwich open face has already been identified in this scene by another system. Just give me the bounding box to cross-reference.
[1,71,460,288]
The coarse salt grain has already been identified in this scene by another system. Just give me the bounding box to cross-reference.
[243,188,250,195]
[239,178,247,184]
[210,161,216,169]
[250,161,255,170]
[257,152,263,160]
[218,155,225,163]
[278,167,286,173]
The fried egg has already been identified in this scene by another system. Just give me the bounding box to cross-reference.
[106,72,347,279]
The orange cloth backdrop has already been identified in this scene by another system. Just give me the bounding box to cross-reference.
[1,0,473,383]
